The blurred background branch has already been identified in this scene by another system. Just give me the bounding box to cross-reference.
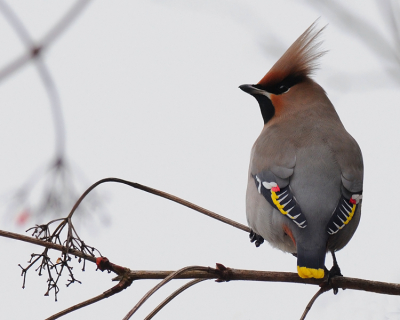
[0,0,105,226]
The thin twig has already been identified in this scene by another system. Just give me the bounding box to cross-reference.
[300,285,331,320]
[144,279,207,320]
[123,266,209,320]
[45,292,106,320]
[66,177,250,232]
[46,273,132,320]
[0,229,96,263]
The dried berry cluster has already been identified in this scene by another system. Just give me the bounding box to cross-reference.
[19,217,101,301]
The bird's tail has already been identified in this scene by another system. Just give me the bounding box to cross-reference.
[296,244,326,279]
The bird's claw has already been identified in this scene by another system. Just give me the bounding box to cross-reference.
[327,264,342,295]
[249,229,264,247]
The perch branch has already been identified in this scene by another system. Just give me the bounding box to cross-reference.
[2,225,400,297]
[125,268,400,296]
[3,225,400,297]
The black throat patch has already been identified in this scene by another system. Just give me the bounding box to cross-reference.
[254,95,275,124]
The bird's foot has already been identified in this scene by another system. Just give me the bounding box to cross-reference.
[326,252,343,295]
[327,265,342,295]
[328,264,342,279]
[249,229,264,247]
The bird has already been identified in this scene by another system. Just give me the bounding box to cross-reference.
[239,21,363,279]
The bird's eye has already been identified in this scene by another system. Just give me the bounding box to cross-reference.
[279,85,290,94]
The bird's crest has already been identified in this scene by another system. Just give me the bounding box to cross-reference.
[258,21,327,87]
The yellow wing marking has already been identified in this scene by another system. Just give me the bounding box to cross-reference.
[343,204,356,225]
[271,191,288,215]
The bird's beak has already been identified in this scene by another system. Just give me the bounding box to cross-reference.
[239,84,271,99]
[239,84,256,95]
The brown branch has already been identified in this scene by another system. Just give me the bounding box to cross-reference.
[144,279,207,320]
[2,227,400,318]
[2,227,400,297]
[330,276,400,295]
[126,267,400,295]
[46,270,133,320]
[300,285,331,320]
[45,289,111,320]
[66,177,250,233]
[0,229,96,263]
[125,268,319,284]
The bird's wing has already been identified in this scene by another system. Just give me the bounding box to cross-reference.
[326,132,364,235]
[248,124,310,229]
[248,122,306,229]
[252,169,308,229]
[326,193,362,235]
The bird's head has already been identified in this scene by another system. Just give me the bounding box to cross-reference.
[240,21,327,124]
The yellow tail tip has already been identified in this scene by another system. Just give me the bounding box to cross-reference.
[297,266,325,279]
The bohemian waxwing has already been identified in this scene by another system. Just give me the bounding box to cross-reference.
[239,21,363,279]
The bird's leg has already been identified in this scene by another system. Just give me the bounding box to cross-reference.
[330,251,342,277]
[249,229,264,247]
[328,250,343,295]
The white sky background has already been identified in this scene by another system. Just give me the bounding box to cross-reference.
[0,0,400,319]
